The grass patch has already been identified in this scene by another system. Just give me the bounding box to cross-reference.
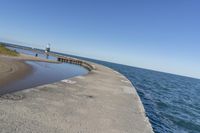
[0,44,19,56]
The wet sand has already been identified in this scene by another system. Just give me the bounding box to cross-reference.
[0,57,32,87]
[0,54,58,88]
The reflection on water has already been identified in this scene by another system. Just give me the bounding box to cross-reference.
[0,46,88,95]
[0,61,88,95]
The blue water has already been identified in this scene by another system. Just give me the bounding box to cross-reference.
[7,46,57,61]
[1,47,88,95]
[0,61,88,95]
[87,60,200,133]
[63,54,200,133]
[5,45,200,132]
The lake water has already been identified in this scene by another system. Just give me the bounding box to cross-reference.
[81,59,200,133]
[59,53,200,133]
[0,48,88,95]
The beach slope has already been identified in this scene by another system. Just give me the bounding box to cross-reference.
[0,54,58,87]
[0,57,31,87]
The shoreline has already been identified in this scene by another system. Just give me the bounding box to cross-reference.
[0,54,59,88]
[0,57,32,87]
[0,59,153,132]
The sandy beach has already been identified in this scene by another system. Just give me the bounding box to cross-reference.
[0,54,57,88]
[0,57,31,87]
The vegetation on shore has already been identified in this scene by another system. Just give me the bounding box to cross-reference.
[0,44,19,56]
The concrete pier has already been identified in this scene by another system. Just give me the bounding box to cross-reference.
[0,62,153,133]
[57,56,95,71]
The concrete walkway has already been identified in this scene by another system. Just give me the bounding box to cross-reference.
[0,63,153,133]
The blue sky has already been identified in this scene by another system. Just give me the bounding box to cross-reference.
[0,0,200,78]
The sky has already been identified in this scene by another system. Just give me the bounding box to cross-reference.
[0,0,200,78]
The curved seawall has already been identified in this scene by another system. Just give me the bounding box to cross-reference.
[0,61,153,133]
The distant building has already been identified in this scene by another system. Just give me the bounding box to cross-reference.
[45,44,50,53]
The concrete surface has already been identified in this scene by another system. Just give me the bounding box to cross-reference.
[0,63,154,133]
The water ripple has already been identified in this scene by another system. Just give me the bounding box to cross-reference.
[89,61,200,133]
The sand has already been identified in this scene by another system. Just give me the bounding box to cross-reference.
[0,54,58,88]
[0,57,31,87]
